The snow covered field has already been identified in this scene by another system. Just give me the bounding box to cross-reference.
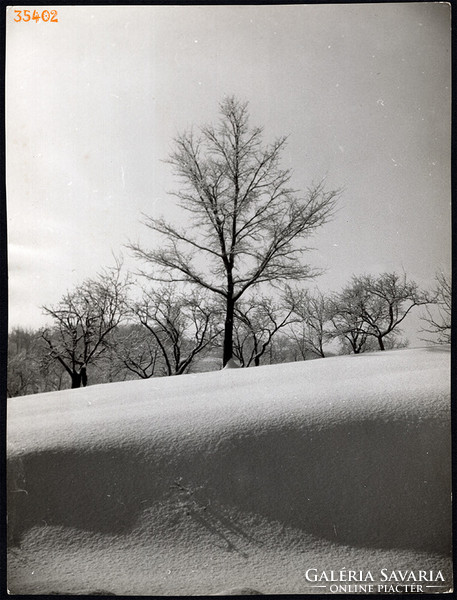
[7,346,452,595]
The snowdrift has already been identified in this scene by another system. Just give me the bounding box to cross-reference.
[7,346,452,595]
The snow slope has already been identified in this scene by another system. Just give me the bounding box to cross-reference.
[7,346,452,595]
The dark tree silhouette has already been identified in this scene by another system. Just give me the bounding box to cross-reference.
[130,97,340,365]
[327,286,372,354]
[42,261,130,388]
[113,324,163,379]
[330,272,430,352]
[132,286,222,375]
[232,295,297,367]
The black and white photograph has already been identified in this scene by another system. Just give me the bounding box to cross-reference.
[5,3,452,595]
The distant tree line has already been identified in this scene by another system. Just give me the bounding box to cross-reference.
[7,97,450,396]
[7,266,448,397]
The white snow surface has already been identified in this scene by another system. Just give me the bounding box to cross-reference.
[7,346,452,595]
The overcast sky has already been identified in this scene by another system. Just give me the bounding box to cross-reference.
[6,4,451,344]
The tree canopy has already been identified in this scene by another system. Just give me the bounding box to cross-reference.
[130,97,340,364]
[329,272,430,351]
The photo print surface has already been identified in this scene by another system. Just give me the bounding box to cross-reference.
[6,3,452,595]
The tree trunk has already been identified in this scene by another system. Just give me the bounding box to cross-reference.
[71,371,82,388]
[223,296,235,366]
[378,335,385,351]
[81,365,88,387]
[253,337,260,366]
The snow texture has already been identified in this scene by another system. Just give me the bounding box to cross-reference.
[7,346,452,595]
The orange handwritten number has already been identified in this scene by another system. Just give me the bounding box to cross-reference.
[50,10,58,22]
[14,10,21,22]
[23,9,30,21]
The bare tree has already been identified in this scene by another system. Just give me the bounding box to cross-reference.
[232,295,296,367]
[420,272,451,344]
[113,324,163,379]
[41,261,130,388]
[132,286,222,375]
[327,287,372,354]
[130,97,340,365]
[286,287,330,358]
[329,272,429,352]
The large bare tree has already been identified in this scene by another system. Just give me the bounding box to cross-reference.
[130,97,340,365]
